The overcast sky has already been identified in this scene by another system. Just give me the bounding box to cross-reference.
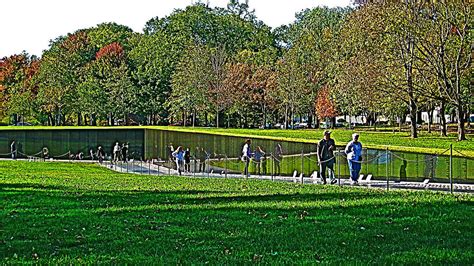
[0,0,352,58]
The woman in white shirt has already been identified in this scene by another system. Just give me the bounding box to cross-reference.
[345,133,363,185]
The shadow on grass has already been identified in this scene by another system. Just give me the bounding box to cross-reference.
[2,182,473,264]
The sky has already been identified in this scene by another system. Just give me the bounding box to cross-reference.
[0,0,352,58]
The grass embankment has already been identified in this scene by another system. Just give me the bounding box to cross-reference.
[1,161,473,264]
[150,126,474,158]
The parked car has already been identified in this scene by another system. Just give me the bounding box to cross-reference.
[319,122,331,129]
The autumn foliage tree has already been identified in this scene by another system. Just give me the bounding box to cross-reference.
[315,86,338,126]
[0,53,39,123]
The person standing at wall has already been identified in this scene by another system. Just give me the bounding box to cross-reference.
[317,130,337,185]
[113,142,121,163]
[184,148,191,173]
[96,146,105,163]
[121,143,129,162]
[172,146,185,175]
[274,143,283,176]
[253,146,265,176]
[10,140,17,159]
[345,133,363,185]
[242,139,252,178]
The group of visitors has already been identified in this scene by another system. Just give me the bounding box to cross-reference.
[316,130,363,185]
[241,139,270,177]
[242,131,363,185]
[168,144,208,175]
[9,132,364,183]
[112,142,129,163]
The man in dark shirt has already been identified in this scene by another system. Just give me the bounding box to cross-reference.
[317,130,337,185]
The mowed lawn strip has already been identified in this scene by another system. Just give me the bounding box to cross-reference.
[1,161,473,264]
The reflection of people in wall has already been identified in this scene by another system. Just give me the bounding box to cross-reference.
[42,147,49,160]
[423,154,437,179]
[10,140,17,159]
[274,143,283,176]
[399,159,407,182]
[196,147,206,173]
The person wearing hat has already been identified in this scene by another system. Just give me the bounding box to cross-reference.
[317,130,337,184]
[345,133,363,185]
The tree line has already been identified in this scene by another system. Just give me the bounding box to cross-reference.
[0,0,472,140]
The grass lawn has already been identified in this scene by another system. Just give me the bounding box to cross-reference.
[1,161,473,264]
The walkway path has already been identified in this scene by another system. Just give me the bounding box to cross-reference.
[102,160,474,194]
[2,158,471,193]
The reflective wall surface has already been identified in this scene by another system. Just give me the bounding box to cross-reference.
[1,128,472,183]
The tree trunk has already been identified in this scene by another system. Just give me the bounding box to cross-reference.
[262,105,266,129]
[409,98,418,138]
[216,110,219,128]
[90,114,96,126]
[416,110,422,126]
[77,112,82,126]
[456,105,466,141]
[439,101,447,137]
[284,105,289,130]
[465,110,470,128]
[109,113,114,126]
[427,108,433,133]
[183,111,186,127]
[291,105,295,129]
[308,113,313,129]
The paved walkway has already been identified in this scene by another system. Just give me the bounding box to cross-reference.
[102,160,474,194]
[1,158,472,193]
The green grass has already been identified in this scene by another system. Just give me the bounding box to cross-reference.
[1,161,473,264]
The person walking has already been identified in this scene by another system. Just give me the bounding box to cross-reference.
[121,143,129,162]
[172,146,185,175]
[274,143,282,176]
[242,139,252,178]
[96,146,105,163]
[10,141,17,160]
[317,130,337,185]
[113,142,121,163]
[253,146,265,176]
[345,133,363,185]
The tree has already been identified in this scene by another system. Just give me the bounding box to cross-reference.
[93,42,136,125]
[0,53,39,124]
[168,44,211,126]
[276,6,350,128]
[34,30,97,125]
[129,31,177,125]
[415,1,473,140]
[315,86,338,125]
